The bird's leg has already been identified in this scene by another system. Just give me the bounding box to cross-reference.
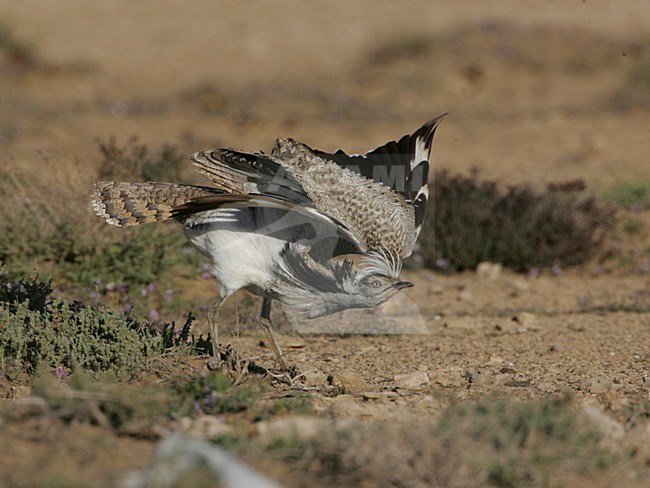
[259,296,288,371]
[207,296,224,360]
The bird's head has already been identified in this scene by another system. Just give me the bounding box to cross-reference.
[353,273,413,308]
[272,246,413,318]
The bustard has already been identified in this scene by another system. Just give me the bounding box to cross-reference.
[92,115,445,370]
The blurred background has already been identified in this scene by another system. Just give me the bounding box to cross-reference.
[2,0,649,185]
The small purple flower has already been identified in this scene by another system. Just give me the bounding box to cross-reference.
[55,366,70,380]
[201,272,212,279]
[192,400,202,414]
[118,283,129,293]
[551,261,563,276]
[163,289,174,302]
[628,203,642,213]
[149,309,160,321]
[89,290,100,300]
[147,282,158,293]
[91,277,102,286]
[121,303,133,312]
[435,258,449,270]
[173,327,183,336]
[203,390,220,407]
[639,259,650,274]
[106,282,117,292]
[199,304,210,312]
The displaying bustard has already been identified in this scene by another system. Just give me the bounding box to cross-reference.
[92,115,445,370]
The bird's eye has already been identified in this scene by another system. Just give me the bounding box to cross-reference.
[372,280,382,288]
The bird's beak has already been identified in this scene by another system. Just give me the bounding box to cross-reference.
[394,281,414,290]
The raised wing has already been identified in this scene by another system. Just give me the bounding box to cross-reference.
[189,115,445,259]
[311,114,445,238]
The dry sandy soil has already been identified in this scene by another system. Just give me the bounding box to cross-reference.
[1,1,649,486]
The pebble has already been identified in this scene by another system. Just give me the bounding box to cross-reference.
[362,391,398,400]
[503,380,531,388]
[326,395,365,416]
[430,366,466,387]
[331,371,368,392]
[508,278,531,294]
[301,369,329,386]
[393,371,430,389]
[257,416,325,442]
[568,323,585,332]
[476,262,502,281]
[457,290,474,302]
[5,385,31,399]
[581,376,613,394]
[512,312,537,330]
[179,415,231,440]
[428,284,446,294]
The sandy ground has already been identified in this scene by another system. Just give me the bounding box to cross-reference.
[0,1,649,486]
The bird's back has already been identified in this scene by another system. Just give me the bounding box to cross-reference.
[271,138,416,258]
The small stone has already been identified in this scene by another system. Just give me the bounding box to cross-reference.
[5,386,31,399]
[428,284,446,294]
[361,391,382,400]
[331,394,355,404]
[476,262,502,281]
[568,323,585,332]
[549,343,565,352]
[457,290,474,302]
[183,415,231,440]
[302,369,328,386]
[327,394,364,416]
[581,376,613,394]
[431,366,466,387]
[512,312,537,330]
[537,381,556,392]
[257,416,325,442]
[394,371,430,389]
[362,391,398,400]
[508,278,531,294]
[331,372,368,392]
[466,368,496,387]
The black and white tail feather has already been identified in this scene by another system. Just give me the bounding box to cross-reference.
[312,113,445,239]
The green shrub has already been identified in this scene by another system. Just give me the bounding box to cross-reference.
[280,394,612,488]
[605,180,650,210]
[0,139,201,300]
[418,171,615,272]
[0,22,37,68]
[96,136,185,182]
[0,274,204,381]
